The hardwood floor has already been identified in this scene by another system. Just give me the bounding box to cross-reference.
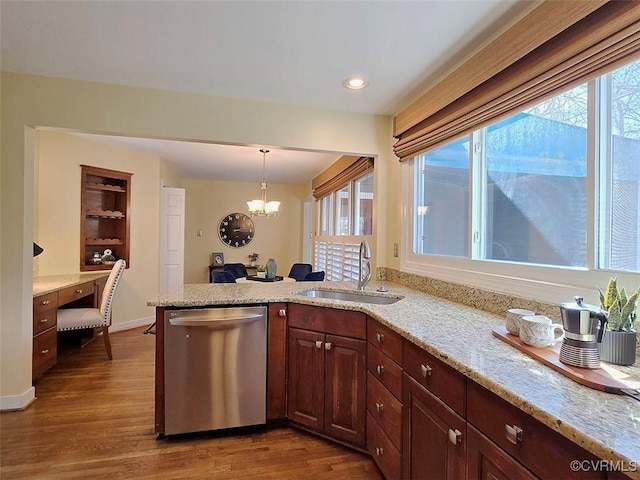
[1,328,383,479]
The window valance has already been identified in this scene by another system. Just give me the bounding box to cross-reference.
[393,0,640,161]
[312,155,373,200]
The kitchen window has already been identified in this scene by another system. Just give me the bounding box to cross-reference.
[403,59,640,301]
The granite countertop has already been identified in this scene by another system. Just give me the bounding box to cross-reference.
[149,280,640,478]
[33,272,110,297]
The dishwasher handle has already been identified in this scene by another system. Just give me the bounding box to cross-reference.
[168,313,264,328]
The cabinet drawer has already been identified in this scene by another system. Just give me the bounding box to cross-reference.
[367,317,403,364]
[367,412,401,480]
[33,308,57,336]
[368,343,402,399]
[33,292,58,316]
[32,328,57,380]
[403,339,466,416]
[367,372,402,450]
[58,281,94,306]
[467,381,602,480]
[288,303,366,339]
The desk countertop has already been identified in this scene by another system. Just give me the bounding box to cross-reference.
[148,280,640,478]
[33,272,110,297]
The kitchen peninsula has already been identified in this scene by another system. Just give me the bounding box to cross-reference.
[149,280,640,479]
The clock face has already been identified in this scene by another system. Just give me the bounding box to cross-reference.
[218,213,255,248]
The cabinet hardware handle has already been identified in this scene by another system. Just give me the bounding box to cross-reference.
[325,342,332,351]
[376,402,384,412]
[41,349,49,355]
[278,309,286,317]
[315,341,323,349]
[448,428,462,445]
[505,424,524,444]
[42,300,50,306]
[40,318,49,324]
[376,332,384,342]
[376,365,384,375]
[420,364,433,377]
[76,289,83,294]
[375,447,384,456]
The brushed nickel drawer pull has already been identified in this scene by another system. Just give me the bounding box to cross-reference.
[41,349,49,355]
[448,428,462,445]
[421,363,433,377]
[376,402,384,412]
[376,364,384,375]
[76,289,83,294]
[278,309,286,317]
[40,318,49,324]
[315,341,322,349]
[375,447,384,456]
[505,424,524,444]
[376,332,384,342]
[41,300,50,306]
[324,342,332,351]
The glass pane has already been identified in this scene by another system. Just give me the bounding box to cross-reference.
[414,137,470,257]
[354,172,373,235]
[601,60,640,272]
[485,83,588,266]
[319,195,331,235]
[335,186,350,235]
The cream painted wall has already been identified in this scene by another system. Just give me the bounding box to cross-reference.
[0,72,393,406]
[36,131,161,325]
[183,178,306,283]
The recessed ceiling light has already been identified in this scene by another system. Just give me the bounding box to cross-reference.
[342,77,368,90]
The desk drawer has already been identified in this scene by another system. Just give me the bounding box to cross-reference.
[33,328,57,380]
[58,281,94,306]
[33,292,58,316]
[368,343,402,399]
[33,309,57,336]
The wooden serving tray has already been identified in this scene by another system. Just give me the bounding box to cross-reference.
[492,326,640,394]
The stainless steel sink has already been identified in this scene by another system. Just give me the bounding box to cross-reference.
[296,289,402,305]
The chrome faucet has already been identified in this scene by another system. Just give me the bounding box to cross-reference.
[358,241,372,290]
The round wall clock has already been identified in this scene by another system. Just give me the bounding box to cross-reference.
[218,213,255,248]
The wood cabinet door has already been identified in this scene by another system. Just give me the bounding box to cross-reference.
[403,373,466,480]
[287,327,325,431]
[267,303,287,421]
[467,425,539,480]
[324,334,367,447]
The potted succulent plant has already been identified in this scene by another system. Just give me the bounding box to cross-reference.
[101,248,116,265]
[598,277,639,366]
[248,252,259,266]
[256,265,266,278]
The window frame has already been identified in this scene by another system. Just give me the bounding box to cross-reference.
[401,73,639,306]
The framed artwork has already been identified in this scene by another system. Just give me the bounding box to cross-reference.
[211,252,225,267]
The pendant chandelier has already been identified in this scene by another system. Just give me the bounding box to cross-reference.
[247,149,280,217]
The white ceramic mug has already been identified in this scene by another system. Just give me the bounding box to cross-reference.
[505,308,535,336]
[519,315,565,348]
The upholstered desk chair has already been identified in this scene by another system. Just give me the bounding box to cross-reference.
[223,263,248,279]
[287,263,312,281]
[211,271,237,283]
[57,259,126,360]
[303,271,325,281]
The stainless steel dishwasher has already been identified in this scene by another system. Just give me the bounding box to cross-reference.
[164,306,267,435]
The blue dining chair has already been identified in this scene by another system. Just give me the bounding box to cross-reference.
[223,263,248,279]
[288,263,312,281]
[211,271,237,283]
[303,271,325,281]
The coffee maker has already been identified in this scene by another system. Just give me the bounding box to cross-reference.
[559,296,608,369]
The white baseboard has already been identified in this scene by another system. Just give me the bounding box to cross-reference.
[0,386,36,411]
[109,316,155,333]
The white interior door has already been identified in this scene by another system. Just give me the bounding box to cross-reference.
[160,187,185,291]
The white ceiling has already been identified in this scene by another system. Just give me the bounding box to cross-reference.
[1,0,532,183]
